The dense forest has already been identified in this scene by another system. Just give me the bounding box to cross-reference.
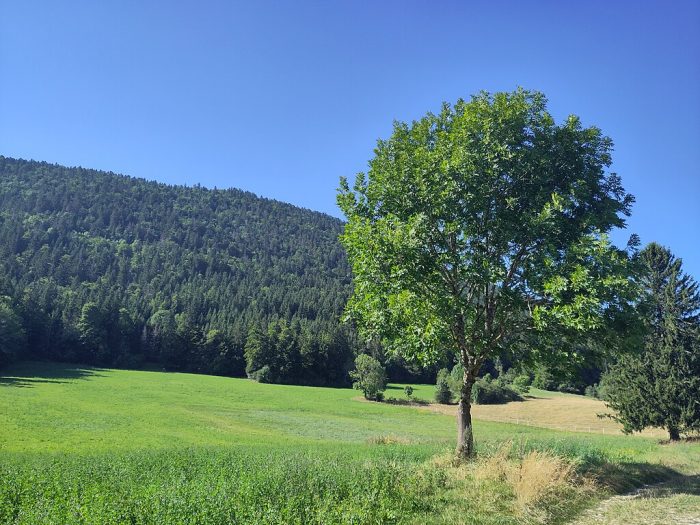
[0,156,365,384]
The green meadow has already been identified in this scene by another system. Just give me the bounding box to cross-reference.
[1,362,698,524]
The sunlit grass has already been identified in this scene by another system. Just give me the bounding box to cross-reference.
[1,361,698,524]
[396,382,666,437]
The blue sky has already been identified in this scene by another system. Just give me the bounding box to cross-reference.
[1,1,698,277]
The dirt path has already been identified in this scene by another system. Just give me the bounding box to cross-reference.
[570,475,700,525]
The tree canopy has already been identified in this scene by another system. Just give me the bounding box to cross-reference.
[338,89,635,457]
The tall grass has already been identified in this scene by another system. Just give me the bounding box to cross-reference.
[0,447,440,524]
[2,363,699,524]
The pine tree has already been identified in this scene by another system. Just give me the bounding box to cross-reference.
[604,243,700,440]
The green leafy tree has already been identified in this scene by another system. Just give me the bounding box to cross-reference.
[244,325,273,379]
[338,89,635,457]
[434,369,453,404]
[77,302,108,363]
[604,243,700,440]
[350,354,387,400]
[0,297,25,367]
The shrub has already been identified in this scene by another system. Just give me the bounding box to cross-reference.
[512,374,531,394]
[249,365,272,383]
[448,363,464,399]
[404,385,414,400]
[434,369,453,404]
[587,379,610,401]
[584,385,598,398]
[471,376,522,404]
[556,382,582,394]
[350,354,387,400]
[532,365,556,390]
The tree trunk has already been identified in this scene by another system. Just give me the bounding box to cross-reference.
[456,374,476,459]
[669,426,681,441]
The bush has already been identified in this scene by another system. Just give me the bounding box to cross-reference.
[350,354,387,400]
[448,363,464,399]
[434,368,453,404]
[249,365,272,383]
[585,380,609,401]
[404,385,414,400]
[532,365,556,390]
[512,374,532,394]
[557,382,582,394]
[471,376,522,404]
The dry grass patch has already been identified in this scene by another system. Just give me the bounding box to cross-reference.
[511,451,575,507]
[474,443,579,509]
[423,391,666,437]
[415,444,597,524]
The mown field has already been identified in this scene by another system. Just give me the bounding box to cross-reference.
[1,362,698,524]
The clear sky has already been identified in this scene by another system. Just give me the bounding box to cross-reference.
[1,1,698,277]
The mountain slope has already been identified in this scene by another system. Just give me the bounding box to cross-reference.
[0,156,353,384]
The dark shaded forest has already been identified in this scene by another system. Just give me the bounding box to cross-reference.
[0,156,363,384]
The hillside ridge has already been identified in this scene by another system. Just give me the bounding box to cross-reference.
[0,156,356,385]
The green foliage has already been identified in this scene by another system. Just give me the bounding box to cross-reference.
[0,297,25,367]
[442,363,523,404]
[532,364,557,390]
[511,374,532,394]
[404,385,414,399]
[349,354,387,400]
[448,362,464,398]
[434,368,453,404]
[584,384,600,399]
[337,89,635,455]
[249,365,272,383]
[604,243,700,440]
[471,374,522,405]
[0,156,355,385]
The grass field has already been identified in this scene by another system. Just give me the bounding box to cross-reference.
[399,384,666,437]
[1,362,699,524]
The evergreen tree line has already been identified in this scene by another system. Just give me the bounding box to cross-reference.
[0,156,357,384]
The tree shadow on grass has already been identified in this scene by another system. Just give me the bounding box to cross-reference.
[0,361,107,388]
[590,460,700,497]
[566,464,699,524]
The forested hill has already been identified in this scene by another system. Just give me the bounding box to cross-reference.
[0,156,355,384]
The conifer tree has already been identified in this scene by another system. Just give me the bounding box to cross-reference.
[604,243,700,440]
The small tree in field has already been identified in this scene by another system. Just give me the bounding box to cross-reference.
[434,369,453,404]
[603,243,700,440]
[350,354,387,400]
[338,89,635,458]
